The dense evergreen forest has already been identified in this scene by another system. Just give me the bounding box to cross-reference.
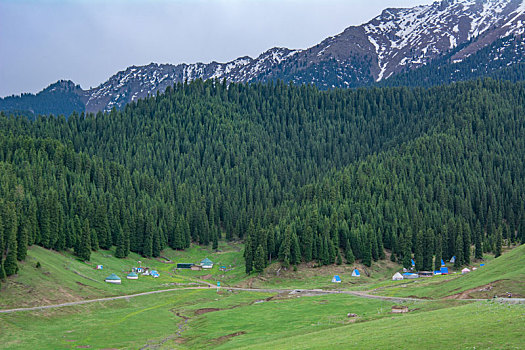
[0,78,524,284]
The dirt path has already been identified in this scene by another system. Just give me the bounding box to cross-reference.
[1,286,522,314]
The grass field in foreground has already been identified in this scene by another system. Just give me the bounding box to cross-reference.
[236,301,525,350]
[0,289,271,350]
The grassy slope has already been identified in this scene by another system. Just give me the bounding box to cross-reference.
[243,256,401,291]
[0,242,244,308]
[371,245,525,299]
[237,301,525,350]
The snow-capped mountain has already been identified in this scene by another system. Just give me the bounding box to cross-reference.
[3,0,525,115]
[83,48,299,112]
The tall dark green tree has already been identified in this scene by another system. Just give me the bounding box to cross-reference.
[75,218,91,261]
[254,244,265,273]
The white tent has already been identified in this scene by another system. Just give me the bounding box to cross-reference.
[392,272,403,281]
[461,268,471,274]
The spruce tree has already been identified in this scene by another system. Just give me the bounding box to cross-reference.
[17,219,29,261]
[212,228,219,250]
[422,229,434,271]
[75,218,91,261]
[475,222,483,259]
[362,234,372,267]
[462,223,471,265]
[434,234,443,271]
[254,244,265,273]
[494,226,503,258]
[244,235,253,274]
[415,230,424,271]
[115,225,127,258]
[4,204,18,276]
[345,240,355,264]
[336,251,342,265]
[454,234,463,268]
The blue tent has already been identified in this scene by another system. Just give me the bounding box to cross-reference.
[440,267,449,274]
[332,275,341,283]
[411,259,415,267]
[351,269,360,277]
[450,256,456,263]
[480,263,485,267]
[402,272,418,279]
[434,270,442,275]
[150,270,160,278]
[441,259,445,267]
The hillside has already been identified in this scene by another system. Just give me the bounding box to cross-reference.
[371,244,525,299]
[1,79,524,282]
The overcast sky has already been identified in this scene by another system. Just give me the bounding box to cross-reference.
[0,0,434,97]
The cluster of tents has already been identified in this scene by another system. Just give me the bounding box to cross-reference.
[104,269,160,284]
[391,259,486,280]
[331,269,360,283]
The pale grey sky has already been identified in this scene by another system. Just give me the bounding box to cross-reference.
[0,0,434,96]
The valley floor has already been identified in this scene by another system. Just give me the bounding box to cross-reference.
[0,244,524,349]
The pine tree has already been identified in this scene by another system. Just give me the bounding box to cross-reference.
[17,219,29,261]
[254,244,265,273]
[462,222,471,265]
[336,250,342,265]
[4,204,18,276]
[115,225,127,258]
[415,230,424,271]
[345,240,355,264]
[291,232,301,265]
[212,228,219,250]
[0,213,5,280]
[362,234,372,267]
[434,234,443,272]
[244,235,253,274]
[475,222,483,259]
[142,220,153,257]
[422,228,434,271]
[454,233,463,268]
[377,229,386,260]
[75,218,91,261]
[494,226,503,258]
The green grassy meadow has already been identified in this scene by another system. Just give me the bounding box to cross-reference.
[236,301,525,350]
[1,244,524,349]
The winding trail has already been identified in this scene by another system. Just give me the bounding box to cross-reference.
[1,285,522,314]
